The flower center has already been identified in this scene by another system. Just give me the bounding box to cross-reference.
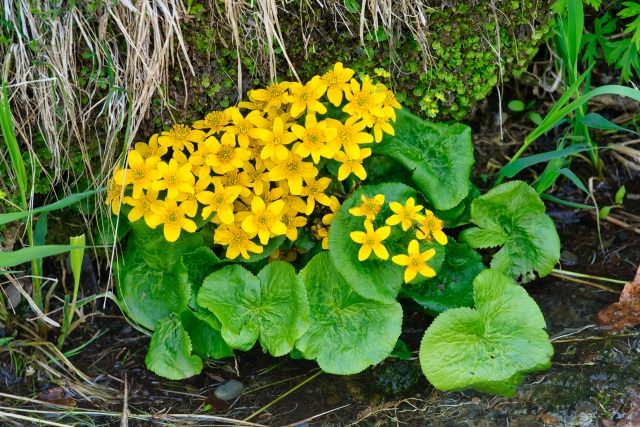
[168,174,178,186]
[339,127,355,144]
[169,124,190,141]
[217,145,233,161]
[230,230,247,246]
[133,168,146,180]
[167,210,179,223]
[323,71,339,86]
[255,211,274,229]
[365,236,378,247]
[267,84,283,99]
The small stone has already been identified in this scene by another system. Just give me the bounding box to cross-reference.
[325,395,341,406]
[214,379,244,401]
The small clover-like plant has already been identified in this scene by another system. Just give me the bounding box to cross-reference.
[110,63,558,400]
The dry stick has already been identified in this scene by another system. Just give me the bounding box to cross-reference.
[548,272,621,294]
[282,404,351,427]
[121,372,129,427]
[551,269,628,284]
[244,370,324,422]
[0,411,72,427]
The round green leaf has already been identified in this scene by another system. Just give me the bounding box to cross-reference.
[145,314,203,380]
[180,310,234,360]
[420,269,553,397]
[297,252,403,374]
[197,262,309,356]
[115,239,189,331]
[329,183,418,303]
[459,181,560,279]
[402,238,486,314]
[507,100,526,112]
[374,109,474,210]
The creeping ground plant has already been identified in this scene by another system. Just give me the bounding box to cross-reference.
[111,63,558,397]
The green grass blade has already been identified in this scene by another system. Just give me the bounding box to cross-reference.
[567,0,584,77]
[541,194,595,209]
[0,84,27,196]
[556,167,590,194]
[0,188,106,226]
[0,245,88,268]
[498,143,591,179]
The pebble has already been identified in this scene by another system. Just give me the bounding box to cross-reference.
[214,379,244,401]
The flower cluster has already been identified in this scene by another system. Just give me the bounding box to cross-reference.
[349,195,448,283]
[420,91,446,118]
[107,63,401,260]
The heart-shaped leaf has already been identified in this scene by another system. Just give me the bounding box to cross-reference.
[146,314,203,380]
[419,269,553,397]
[197,262,309,356]
[296,252,402,374]
[459,181,560,279]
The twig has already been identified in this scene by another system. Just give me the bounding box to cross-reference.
[244,370,323,422]
[282,404,351,427]
[121,372,129,427]
[551,268,629,284]
[548,272,621,293]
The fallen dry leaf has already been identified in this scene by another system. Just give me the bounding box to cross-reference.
[537,413,559,424]
[596,265,640,332]
[37,387,76,407]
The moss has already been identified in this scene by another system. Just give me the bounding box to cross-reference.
[374,359,425,397]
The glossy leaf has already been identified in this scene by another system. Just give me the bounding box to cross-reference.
[297,252,402,374]
[197,262,309,356]
[146,314,203,380]
[180,309,234,360]
[420,269,553,397]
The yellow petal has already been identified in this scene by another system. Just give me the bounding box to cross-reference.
[358,245,372,261]
[375,226,391,240]
[404,268,418,283]
[350,231,366,243]
[392,254,409,266]
[164,225,181,242]
[373,244,389,260]
[434,230,448,246]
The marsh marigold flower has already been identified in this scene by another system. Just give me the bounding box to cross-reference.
[320,62,355,106]
[241,196,287,245]
[229,109,263,149]
[416,211,448,246]
[105,177,124,215]
[243,160,270,196]
[328,116,374,158]
[377,83,402,119]
[250,81,291,110]
[255,117,297,161]
[287,76,328,117]
[205,132,249,174]
[152,159,195,199]
[158,124,206,154]
[193,109,232,135]
[146,199,197,242]
[196,181,242,224]
[281,211,308,241]
[301,177,332,215]
[214,223,263,260]
[291,115,340,163]
[333,148,372,181]
[372,113,395,143]
[135,134,167,160]
[392,240,436,283]
[350,220,391,261]
[322,195,341,226]
[269,152,318,195]
[114,150,161,198]
[349,194,385,221]
[278,180,307,214]
[386,197,424,231]
[343,78,386,126]
[125,189,159,225]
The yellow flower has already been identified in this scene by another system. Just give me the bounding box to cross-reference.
[196,181,242,224]
[333,148,372,181]
[392,240,436,283]
[250,81,291,110]
[320,62,355,106]
[255,117,297,161]
[173,149,205,178]
[301,177,332,215]
[268,247,299,263]
[146,199,197,242]
[214,223,263,260]
[241,196,287,245]
[243,160,270,196]
[416,210,448,246]
[124,189,159,225]
[228,109,263,149]
[322,195,341,225]
[216,169,252,197]
[291,115,340,163]
[286,76,328,117]
[377,83,402,119]
[176,175,210,218]
[269,152,318,195]
[278,180,307,214]
[204,132,249,174]
[135,134,167,160]
[350,220,391,261]
[263,107,292,131]
[114,150,161,198]
[193,109,232,135]
[328,116,374,158]
[372,113,395,143]
[343,78,386,126]
[105,177,124,215]
[239,90,269,111]
[386,197,425,231]
[281,211,308,240]
[316,226,329,250]
[157,124,206,154]
[152,159,195,199]
[349,194,385,221]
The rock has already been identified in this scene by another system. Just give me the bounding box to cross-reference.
[595,264,640,332]
[214,379,244,401]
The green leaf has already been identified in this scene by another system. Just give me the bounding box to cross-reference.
[373,109,474,210]
[579,112,638,134]
[362,155,415,188]
[129,219,203,271]
[599,205,612,219]
[507,100,525,112]
[0,188,106,226]
[420,269,553,397]
[296,252,402,374]
[115,239,189,330]
[615,185,626,205]
[0,245,87,269]
[329,183,419,303]
[433,183,481,228]
[179,247,227,308]
[528,111,543,125]
[402,239,486,314]
[459,181,560,279]
[197,262,309,356]
[95,213,130,246]
[391,340,412,360]
[146,314,203,380]
[180,310,234,359]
